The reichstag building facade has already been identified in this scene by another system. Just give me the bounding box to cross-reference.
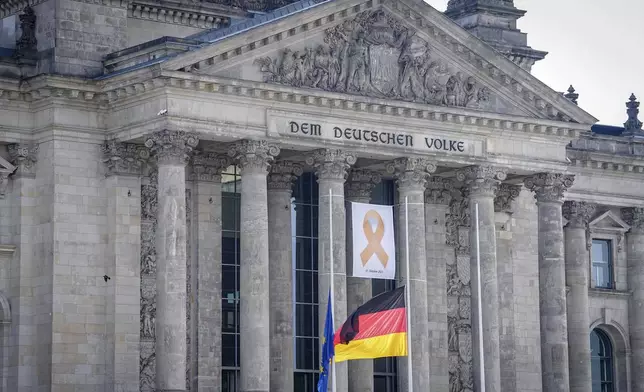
[0,0,643,391]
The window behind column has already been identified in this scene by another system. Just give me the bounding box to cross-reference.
[221,165,241,392]
[590,328,615,392]
[591,239,613,289]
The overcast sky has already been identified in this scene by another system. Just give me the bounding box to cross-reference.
[425,0,644,127]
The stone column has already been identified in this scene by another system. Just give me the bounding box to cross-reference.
[267,160,302,392]
[144,130,199,392]
[562,201,596,392]
[456,165,505,392]
[228,140,279,392]
[189,152,231,391]
[524,173,575,392]
[306,149,356,392]
[622,207,644,392]
[425,177,452,392]
[385,157,436,392]
[345,169,381,392]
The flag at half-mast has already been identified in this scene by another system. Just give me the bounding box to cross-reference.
[333,286,407,362]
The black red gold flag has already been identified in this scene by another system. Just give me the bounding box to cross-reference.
[333,286,407,362]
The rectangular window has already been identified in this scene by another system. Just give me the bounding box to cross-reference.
[592,239,613,289]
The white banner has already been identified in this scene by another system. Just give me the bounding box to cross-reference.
[351,202,396,280]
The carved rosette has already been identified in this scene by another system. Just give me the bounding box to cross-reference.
[524,173,574,203]
[385,157,437,191]
[189,152,231,183]
[622,207,644,234]
[228,139,280,174]
[562,201,596,229]
[305,149,357,181]
[102,141,149,177]
[494,183,521,213]
[268,160,304,191]
[456,165,506,197]
[345,169,382,200]
[144,130,199,166]
[425,176,453,205]
[8,143,38,178]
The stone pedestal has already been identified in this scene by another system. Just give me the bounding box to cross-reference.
[229,140,279,392]
[306,149,356,392]
[385,157,436,392]
[267,160,302,392]
[524,173,574,392]
[562,201,596,392]
[456,165,505,392]
[145,130,199,392]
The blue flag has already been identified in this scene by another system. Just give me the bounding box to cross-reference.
[317,289,335,392]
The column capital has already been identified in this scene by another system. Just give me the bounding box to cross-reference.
[456,165,506,197]
[562,201,596,228]
[8,143,38,178]
[345,169,381,201]
[102,141,149,177]
[425,176,453,205]
[305,148,356,181]
[268,160,303,191]
[385,157,436,191]
[189,152,231,183]
[494,183,521,213]
[228,139,280,174]
[524,172,574,204]
[622,207,644,233]
[144,130,199,166]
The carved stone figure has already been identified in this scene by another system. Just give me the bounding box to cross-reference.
[255,10,491,108]
[14,6,37,59]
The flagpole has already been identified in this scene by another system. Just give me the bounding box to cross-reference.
[404,196,413,392]
[329,188,337,392]
[475,203,485,392]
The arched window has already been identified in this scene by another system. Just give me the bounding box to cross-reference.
[590,328,614,392]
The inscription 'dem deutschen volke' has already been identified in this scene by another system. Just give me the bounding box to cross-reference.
[288,121,466,153]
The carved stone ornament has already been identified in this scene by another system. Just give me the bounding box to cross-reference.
[102,141,150,176]
[144,130,199,166]
[456,165,506,197]
[8,143,38,178]
[425,176,454,205]
[140,285,156,339]
[446,187,470,251]
[345,169,382,200]
[562,201,596,229]
[254,10,491,108]
[524,172,574,203]
[385,157,437,190]
[622,207,644,234]
[305,149,357,181]
[228,139,280,174]
[268,160,304,190]
[190,152,231,182]
[14,6,37,59]
[494,183,521,213]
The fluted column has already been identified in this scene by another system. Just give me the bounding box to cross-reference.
[306,149,356,392]
[144,130,199,392]
[267,160,302,392]
[524,173,575,392]
[622,207,644,392]
[345,169,381,392]
[228,140,279,392]
[425,177,452,392]
[385,157,436,392]
[456,165,506,392]
[562,201,596,392]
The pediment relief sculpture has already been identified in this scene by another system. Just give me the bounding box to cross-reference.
[254,10,490,109]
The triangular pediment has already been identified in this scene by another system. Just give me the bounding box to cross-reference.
[161,0,597,124]
[589,211,630,232]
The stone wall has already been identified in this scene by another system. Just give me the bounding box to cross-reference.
[126,19,202,47]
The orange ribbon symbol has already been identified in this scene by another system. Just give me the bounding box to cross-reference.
[360,210,389,267]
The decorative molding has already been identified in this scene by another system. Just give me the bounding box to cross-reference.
[345,169,382,200]
[446,186,469,252]
[8,143,38,178]
[456,165,506,197]
[385,157,437,190]
[267,160,304,190]
[228,139,280,174]
[425,176,453,205]
[144,130,199,166]
[305,148,356,181]
[102,141,150,176]
[494,183,520,213]
[562,201,596,229]
[523,172,574,203]
[128,1,229,30]
[189,152,231,182]
[621,207,644,234]
[567,149,644,175]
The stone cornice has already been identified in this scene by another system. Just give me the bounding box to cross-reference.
[567,149,644,175]
[128,0,231,30]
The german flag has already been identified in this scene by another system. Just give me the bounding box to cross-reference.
[333,286,407,362]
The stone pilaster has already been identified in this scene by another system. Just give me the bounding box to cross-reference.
[228,140,279,392]
[267,160,302,392]
[424,176,452,392]
[385,157,436,392]
[456,165,506,392]
[524,172,575,392]
[306,148,356,392]
[188,152,230,391]
[622,207,644,392]
[144,130,199,392]
[562,201,596,392]
[345,169,381,392]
